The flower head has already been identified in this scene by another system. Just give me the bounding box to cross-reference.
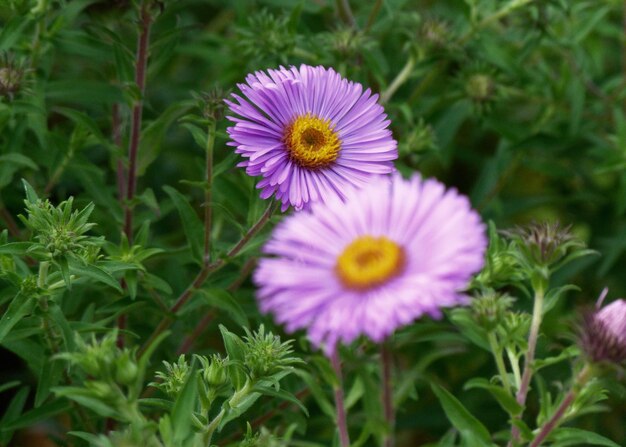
[254,174,487,354]
[226,65,397,211]
[581,292,626,364]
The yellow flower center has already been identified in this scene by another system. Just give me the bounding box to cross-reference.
[336,236,405,290]
[284,114,341,169]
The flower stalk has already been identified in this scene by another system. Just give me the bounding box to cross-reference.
[509,280,545,445]
[124,0,154,244]
[331,348,351,447]
[529,364,592,447]
[381,343,395,447]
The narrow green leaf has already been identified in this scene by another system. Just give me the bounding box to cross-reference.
[21,179,39,204]
[171,364,198,444]
[199,289,248,327]
[0,386,29,444]
[0,381,20,394]
[463,378,523,416]
[163,186,204,265]
[0,242,31,256]
[0,293,35,345]
[550,428,620,447]
[431,383,492,445]
[0,398,72,431]
[70,261,123,293]
[219,325,247,390]
[252,384,309,416]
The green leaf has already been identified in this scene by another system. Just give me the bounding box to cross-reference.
[56,256,72,290]
[0,293,35,345]
[70,260,123,293]
[0,398,72,432]
[463,378,523,416]
[431,383,493,445]
[163,185,204,265]
[35,358,64,407]
[0,386,29,445]
[21,179,39,204]
[0,242,31,256]
[219,325,247,390]
[0,153,39,171]
[53,386,117,418]
[170,364,198,444]
[0,381,20,394]
[198,288,248,327]
[550,428,620,447]
[252,384,309,416]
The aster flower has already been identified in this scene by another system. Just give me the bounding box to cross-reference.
[254,173,487,354]
[226,64,397,211]
[581,291,626,364]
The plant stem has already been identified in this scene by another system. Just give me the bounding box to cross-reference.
[112,103,126,205]
[331,348,351,447]
[203,120,216,264]
[336,0,357,28]
[488,331,511,393]
[506,347,522,391]
[381,342,395,447]
[365,0,383,32]
[509,284,545,445]
[528,364,592,447]
[137,203,275,357]
[380,55,416,105]
[175,257,255,356]
[124,1,153,245]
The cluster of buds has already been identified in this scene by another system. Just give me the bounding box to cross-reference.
[502,221,591,286]
[59,331,139,386]
[18,182,103,261]
[326,28,371,60]
[193,88,226,122]
[242,325,300,380]
[236,10,296,63]
[472,290,514,331]
[474,222,523,288]
[153,355,190,397]
[581,290,626,365]
[0,54,26,100]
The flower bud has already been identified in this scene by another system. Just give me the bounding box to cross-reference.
[472,291,514,331]
[581,297,626,364]
[0,65,22,99]
[115,351,138,385]
[465,73,495,103]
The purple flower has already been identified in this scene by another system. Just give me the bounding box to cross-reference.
[582,293,626,364]
[254,173,487,354]
[225,65,397,211]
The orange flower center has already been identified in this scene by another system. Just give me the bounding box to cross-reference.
[336,236,405,290]
[284,114,341,169]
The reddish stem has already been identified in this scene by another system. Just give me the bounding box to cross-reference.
[124,2,152,244]
[331,348,351,447]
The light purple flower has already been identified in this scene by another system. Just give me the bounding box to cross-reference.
[254,173,487,354]
[225,65,397,211]
[582,293,626,364]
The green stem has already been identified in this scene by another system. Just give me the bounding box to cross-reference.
[506,347,522,391]
[203,120,216,264]
[488,331,511,393]
[509,283,545,446]
[336,0,357,28]
[380,56,416,104]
